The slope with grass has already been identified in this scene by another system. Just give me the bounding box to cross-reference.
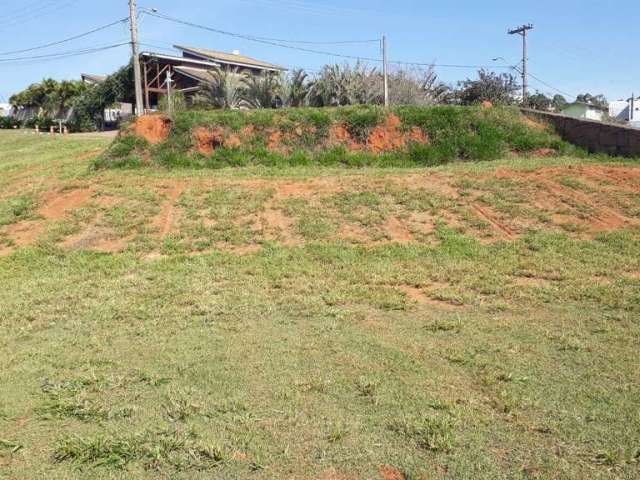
[0,130,639,480]
[96,105,583,170]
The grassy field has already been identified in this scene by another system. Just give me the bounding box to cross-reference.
[1,130,639,479]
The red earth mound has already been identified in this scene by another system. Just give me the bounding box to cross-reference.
[366,114,429,154]
[133,115,172,144]
[190,114,429,156]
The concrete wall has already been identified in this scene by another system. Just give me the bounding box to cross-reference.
[522,109,640,158]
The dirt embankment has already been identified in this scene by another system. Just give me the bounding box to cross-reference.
[132,115,172,144]
[191,113,430,156]
[131,113,431,156]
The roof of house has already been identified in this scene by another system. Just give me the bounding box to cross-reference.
[174,45,286,72]
[173,66,217,84]
[81,73,107,84]
[140,52,219,68]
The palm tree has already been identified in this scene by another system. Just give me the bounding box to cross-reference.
[242,73,282,109]
[281,69,311,107]
[194,67,252,109]
[309,63,383,107]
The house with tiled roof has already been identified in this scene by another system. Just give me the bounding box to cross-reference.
[140,45,285,110]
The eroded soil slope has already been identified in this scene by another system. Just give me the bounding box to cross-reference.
[2,162,639,257]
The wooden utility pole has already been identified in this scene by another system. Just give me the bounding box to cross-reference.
[508,23,533,105]
[382,35,389,107]
[129,0,144,116]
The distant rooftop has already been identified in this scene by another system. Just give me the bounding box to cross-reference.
[174,45,286,72]
[81,73,107,84]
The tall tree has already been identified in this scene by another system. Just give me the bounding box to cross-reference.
[551,94,568,112]
[527,91,552,111]
[458,69,520,106]
[576,93,608,108]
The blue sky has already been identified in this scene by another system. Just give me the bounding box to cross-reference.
[1,0,638,103]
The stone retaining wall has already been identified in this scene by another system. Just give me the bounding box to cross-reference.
[522,109,640,158]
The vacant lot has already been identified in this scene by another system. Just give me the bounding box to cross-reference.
[0,130,639,479]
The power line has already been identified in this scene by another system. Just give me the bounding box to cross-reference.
[0,42,130,65]
[142,10,382,62]
[528,73,576,99]
[142,10,514,71]
[251,37,379,45]
[0,18,129,56]
[511,65,576,99]
[2,0,80,30]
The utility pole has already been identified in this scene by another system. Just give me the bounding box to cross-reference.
[508,23,533,105]
[382,35,389,107]
[129,0,144,116]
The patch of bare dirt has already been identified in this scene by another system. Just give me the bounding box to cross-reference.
[536,177,632,232]
[398,284,460,309]
[522,116,547,131]
[383,216,414,242]
[193,127,248,154]
[395,173,460,198]
[215,243,262,255]
[257,208,302,246]
[153,182,186,237]
[397,285,429,304]
[39,187,93,220]
[133,115,172,144]
[4,220,46,246]
[193,127,225,155]
[367,114,429,154]
[471,204,517,238]
[338,223,371,243]
[329,124,362,151]
[63,226,128,253]
[494,165,640,235]
[267,130,285,152]
[319,469,358,480]
[512,276,551,288]
[380,465,406,480]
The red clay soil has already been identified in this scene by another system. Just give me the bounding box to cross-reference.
[379,465,406,480]
[366,114,429,154]
[329,124,362,151]
[193,127,249,154]
[133,115,172,144]
[193,127,225,155]
[267,130,285,151]
[383,216,414,242]
[4,220,45,247]
[39,188,93,220]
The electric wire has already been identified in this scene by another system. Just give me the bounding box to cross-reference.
[142,10,513,70]
[0,17,130,56]
[0,42,130,65]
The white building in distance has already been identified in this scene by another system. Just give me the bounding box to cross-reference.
[609,95,640,128]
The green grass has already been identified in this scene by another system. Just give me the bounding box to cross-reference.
[96,105,585,170]
[0,130,639,479]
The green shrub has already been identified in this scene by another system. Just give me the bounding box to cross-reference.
[0,116,21,129]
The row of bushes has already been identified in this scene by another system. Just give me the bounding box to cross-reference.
[0,116,59,130]
[95,105,584,169]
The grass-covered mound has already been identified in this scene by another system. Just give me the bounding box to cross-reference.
[95,105,582,169]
